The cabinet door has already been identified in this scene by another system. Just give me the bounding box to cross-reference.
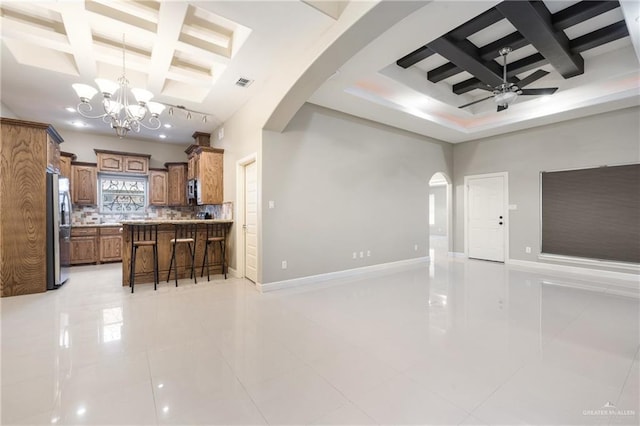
[167,164,187,206]
[149,170,168,206]
[47,134,61,173]
[59,156,72,179]
[199,152,223,204]
[97,153,124,172]
[124,156,148,174]
[100,235,122,262]
[70,237,97,264]
[72,165,97,205]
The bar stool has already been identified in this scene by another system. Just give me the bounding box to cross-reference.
[167,223,197,286]
[201,222,227,281]
[129,224,158,293]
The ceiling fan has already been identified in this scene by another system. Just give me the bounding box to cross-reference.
[459,47,558,112]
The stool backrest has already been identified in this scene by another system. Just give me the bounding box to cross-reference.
[130,224,158,243]
[173,223,198,241]
[204,222,226,239]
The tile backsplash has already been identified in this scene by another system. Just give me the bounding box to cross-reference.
[72,201,234,225]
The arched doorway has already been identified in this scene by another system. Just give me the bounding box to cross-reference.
[428,172,452,259]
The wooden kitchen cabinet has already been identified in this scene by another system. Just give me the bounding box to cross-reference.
[149,169,168,206]
[72,163,97,205]
[165,162,187,206]
[70,227,98,265]
[46,133,61,173]
[59,152,76,179]
[0,118,64,297]
[185,146,223,205]
[99,227,122,263]
[94,149,150,175]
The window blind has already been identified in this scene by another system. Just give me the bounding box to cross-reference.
[541,164,640,264]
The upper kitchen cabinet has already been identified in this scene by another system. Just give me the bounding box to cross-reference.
[165,162,188,206]
[185,133,224,205]
[72,162,97,205]
[149,169,168,206]
[59,151,76,179]
[95,149,150,175]
[0,118,63,296]
[46,128,63,173]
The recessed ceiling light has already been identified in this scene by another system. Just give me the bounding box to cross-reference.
[76,407,86,416]
[65,107,76,113]
[163,406,169,413]
[163,123,172,128]
[159,134,167,139]
[71,121,86,127]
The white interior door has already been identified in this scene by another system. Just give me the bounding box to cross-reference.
[467,174,506,262]
[244,161,258,282]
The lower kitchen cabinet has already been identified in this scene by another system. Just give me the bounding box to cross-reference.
[70,227,98,265]
[71,226,123,265]
[99,227,123,263]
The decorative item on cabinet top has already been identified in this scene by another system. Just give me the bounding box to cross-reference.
[94,149,150,174]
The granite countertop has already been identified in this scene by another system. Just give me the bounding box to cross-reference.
[73,223,122,228]
[120,219,233,225]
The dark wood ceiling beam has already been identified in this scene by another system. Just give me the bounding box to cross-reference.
[448,7,503,40]
[479,32,529,61]
[453,20,628,95]
[496,1,584,78]
[428,37,504,86]
[396,45,435,69]
[570,21,629,53]
[428,62,460,83]
[552,1,620,30]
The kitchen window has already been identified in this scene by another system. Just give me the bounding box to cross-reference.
[99,174,148,214]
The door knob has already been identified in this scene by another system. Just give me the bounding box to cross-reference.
[499,222,503,225]
[499,216,503,219]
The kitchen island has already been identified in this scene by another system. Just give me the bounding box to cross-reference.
[120,219,233,287]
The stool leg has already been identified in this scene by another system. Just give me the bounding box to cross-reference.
[221,240,226,279]
[131,246,137,294]
[206,242,211,282]
[174,244,179,287]
[153,244,158,291]
[189,242,197,284]
[201,241,208,278]
[167,243,175,283]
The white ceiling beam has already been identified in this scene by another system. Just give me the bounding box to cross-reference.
[58,2,98,78]
[147,2,189,94]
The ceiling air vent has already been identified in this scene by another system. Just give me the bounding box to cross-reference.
[235,77,253,88]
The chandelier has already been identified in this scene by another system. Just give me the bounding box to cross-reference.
[71,35,165,138]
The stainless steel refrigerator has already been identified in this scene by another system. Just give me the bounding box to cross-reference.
[47,172,71,289]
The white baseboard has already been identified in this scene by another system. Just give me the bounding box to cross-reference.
[448,252,465,258]
[257,257,429,293]
[227,267,240,279]
[508,258,640,285]
[538,253,640,273]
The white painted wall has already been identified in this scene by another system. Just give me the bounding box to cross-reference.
[453,106,640,272]
[260,103,452,284]
[1,102,19,119]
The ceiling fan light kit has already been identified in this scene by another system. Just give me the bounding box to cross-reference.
[458,45,558,112]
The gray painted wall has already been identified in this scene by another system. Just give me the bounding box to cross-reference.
[453,106,640,271]
[261,103,452,284]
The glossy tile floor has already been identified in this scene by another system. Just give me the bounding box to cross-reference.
[2,240,639,425]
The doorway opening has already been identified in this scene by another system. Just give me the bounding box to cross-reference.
[236,153,258,283]
[428,172,452,261]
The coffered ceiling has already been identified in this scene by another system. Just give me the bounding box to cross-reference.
[0,0,337,142]
[309,0,640,143]
[1,1,639,145]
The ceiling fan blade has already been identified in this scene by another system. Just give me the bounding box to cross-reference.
[516,70,550,88]
[497,104,509,112]
[459,95,494,109]
[519,88,558,95]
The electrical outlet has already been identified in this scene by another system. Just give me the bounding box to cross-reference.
[359,251,364,258]
[352,252,357,259]
[525,246,531,254]
[268,200,275,209]
[281,260,287,269]
[367,250,371,257]
[414,244,418,251]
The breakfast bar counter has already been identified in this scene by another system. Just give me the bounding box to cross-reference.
[120,220,233,287]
